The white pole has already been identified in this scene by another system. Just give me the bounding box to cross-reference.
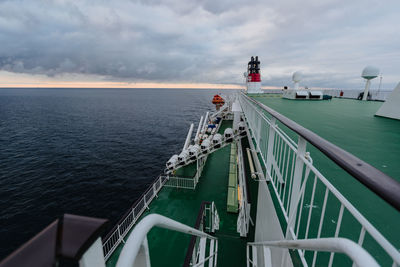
[183,123,194,152]
[362,80,371,101]
[194,116,203,144]
[294,82,299,90]
[377,75,383,99]
[201,112,209,134]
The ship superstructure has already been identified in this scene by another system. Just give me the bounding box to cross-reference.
[1,61,400,267]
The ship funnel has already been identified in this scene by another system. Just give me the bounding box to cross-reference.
[246,56,262,94]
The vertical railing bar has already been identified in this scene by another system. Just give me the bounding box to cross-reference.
[304,175,318,240]
[282,148,292,208]
[278,135,285,175]
[278,144,287,197]
[351,226,367,267]
[358,226,366,246]
[272,134,279,186]
[296,169,309,237]
[328,203,344,267]
[264,120,269,160]
[312,187,329,267]
[286,152,296,212]
[273,131,278,159]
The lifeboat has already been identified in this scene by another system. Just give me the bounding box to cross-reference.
[212,95,225,110]
[166,155,179,170]
[212,94,225,105]
[238,122,246,135]
[224,128,234,142]
[212,134,222,148]
[201,139,211,153]
[189,145,200,160]
[178,150,189,165]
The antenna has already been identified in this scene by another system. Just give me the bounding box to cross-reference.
[361,66,379,101]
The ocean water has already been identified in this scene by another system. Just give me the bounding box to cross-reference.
[0,88,234,259]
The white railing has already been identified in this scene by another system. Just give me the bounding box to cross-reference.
[191,237,218,267]
[102,175,168,261]
[237,139,251,237]
[240,94,400,266]
[189,202,220,267]
[164,176,197,189]
[246,238,379,267]
[115,214,218,267]
[165,157,206,190]
[205,201,220,233]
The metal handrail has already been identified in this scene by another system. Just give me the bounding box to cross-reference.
[242,92,400,212]
[102,175,167,260]
[248,238,379,267]
[116,214,217,267]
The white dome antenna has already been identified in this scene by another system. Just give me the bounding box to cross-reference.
[292,71,302,90]
[361,66,380,101]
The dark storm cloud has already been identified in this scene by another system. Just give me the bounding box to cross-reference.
[0,0,399,88]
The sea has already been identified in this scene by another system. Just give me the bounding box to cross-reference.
[0,88,235,259]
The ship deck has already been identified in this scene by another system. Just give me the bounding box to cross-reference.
[251,94,400,256]
[106,120,259,267]
[106,94,400,266]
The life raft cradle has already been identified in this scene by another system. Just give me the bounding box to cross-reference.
[165,129,247,175]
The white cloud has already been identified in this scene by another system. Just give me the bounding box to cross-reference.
[0,0,399,89]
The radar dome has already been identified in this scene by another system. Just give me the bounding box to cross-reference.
[361,66,379,80]
[292,71,302,82]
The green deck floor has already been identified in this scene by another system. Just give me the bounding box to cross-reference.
[106,120,259,267]
[251,95,400,265]
[174,161,197,178]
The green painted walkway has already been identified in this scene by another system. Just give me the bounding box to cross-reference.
[107,120,259,267]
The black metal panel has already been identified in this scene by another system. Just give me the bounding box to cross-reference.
[0,214,108,267]
[0,220,58,267]
[59,214,108,260]
[244,94,400,212]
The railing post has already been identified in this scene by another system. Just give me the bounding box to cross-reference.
[117,225,122,242]
[144,195,149,210]
[287,136,307,235]
[265,117,277,180]
[256,116,262,145]
[153,183,158,198]
[132,207,136,223]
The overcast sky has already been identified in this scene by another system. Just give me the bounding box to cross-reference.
[0,0,399,89]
